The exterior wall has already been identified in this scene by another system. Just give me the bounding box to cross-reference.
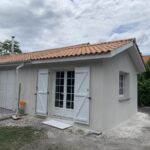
[0,69,17,111]
[19,66,37,114]
[101,51,137,132]
[18,60,103,131]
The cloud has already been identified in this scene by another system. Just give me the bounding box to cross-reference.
[0,0,149,54]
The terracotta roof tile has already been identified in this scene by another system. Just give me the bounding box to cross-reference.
[143,55,150,64]
[0,38,135,64]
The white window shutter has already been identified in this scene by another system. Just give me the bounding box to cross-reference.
[36,69,48,115]
[74,67,90,124]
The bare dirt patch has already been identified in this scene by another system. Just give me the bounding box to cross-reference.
[0,108,150,150]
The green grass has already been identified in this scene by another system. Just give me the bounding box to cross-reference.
[0,126,43,150]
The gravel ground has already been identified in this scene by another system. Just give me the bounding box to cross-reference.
[0,108,150,150]
[0,108,14,119]
[0,115,43,127]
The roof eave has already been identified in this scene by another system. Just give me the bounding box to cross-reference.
[131,43,146,73]
[110,42,145,73]
[31,52,111,65]
[111,42,133,57]
[0,60,31,67]
[30,43,135,64]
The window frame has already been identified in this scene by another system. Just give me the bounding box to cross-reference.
[119,71,130,101]
[66,71,75,109]
[119,73,125,97]
[54,70,75,110]
[55,71,65,108]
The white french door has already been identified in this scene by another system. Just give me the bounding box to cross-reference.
[54,71,75,118]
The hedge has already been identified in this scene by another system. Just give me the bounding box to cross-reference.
[138,58,150,106]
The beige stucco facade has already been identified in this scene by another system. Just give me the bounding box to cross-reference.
[14,49,138,132]
[101,51,137,131]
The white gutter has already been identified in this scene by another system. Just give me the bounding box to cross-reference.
[31,53,111,64]
[16,63,25,114]
[0,63,21,68]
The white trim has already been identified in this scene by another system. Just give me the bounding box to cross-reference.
[111,42,133,57]
[132,44,145,73]
[119,97,130,102]
[31,43,133,65]
[32,53,111,64]
[64,72,67,109]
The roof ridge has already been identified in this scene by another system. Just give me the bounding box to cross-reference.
[97,38,136,45]
[23,43,90,54]
[23,38,135,55]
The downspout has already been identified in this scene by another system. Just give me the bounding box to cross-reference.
[16,63,25,114]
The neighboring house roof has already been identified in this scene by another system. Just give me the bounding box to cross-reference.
[143,55,150,64]
[0,38,135,64]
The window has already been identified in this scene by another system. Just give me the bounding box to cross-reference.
[55,71,75,109]
[119,72,130,99]
[66,71,75,109]
[119,74,125,96]
[55,72,64,108]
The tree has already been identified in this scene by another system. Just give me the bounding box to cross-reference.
[138,59,150,106]
[0,39,22,55]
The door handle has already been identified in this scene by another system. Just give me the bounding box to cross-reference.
[47,91,49,94]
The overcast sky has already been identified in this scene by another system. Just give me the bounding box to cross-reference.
[0,0,150,54]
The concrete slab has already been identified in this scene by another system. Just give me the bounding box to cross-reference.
[0,107,14,119]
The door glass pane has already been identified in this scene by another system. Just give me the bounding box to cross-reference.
[67,93,71,100]
[56,72,60,78]
[55,92,59,99]
[60,79,64,85]
[56,86,59,92]
[60,93,63,100]
[66,71,75,109]
[61,72,64,78]
[56,79,60,85]
[67,86,71,93]
[60,86,64,92]
[67,79,71,85]
[67,71,72,78]
[55,71,64,108]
